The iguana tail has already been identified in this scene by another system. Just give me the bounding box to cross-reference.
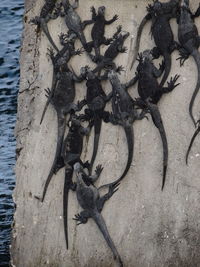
[41,114,66,202]
[115,126,134,184]
[186,124,200,165]
[40,18,59,52]
[78,32,92,53]
[99,126,133,189]
[189,49,200,126]
[148,103,168,190]
[40,72,57,125]
[159,52,171,88]
[89,115,102,175]
[92,212,123,267]
[130,14,150,70]
[63,167,73,249]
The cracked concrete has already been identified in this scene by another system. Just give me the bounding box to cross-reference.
[11,0,200,266]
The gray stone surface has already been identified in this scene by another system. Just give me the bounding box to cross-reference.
[11,0,200,266]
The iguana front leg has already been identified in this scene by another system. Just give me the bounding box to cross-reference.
[113,25,122,39]
[152,74,180,103]
[82,20,93,30]
[87,164,103,183]
[105,14,118,25]
[72,0,79,9]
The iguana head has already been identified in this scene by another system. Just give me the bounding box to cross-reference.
[29,16,40,26]
[80,65,95,80]
[107,69,117,79]
[180,0,189,8]
[59,31,76,46]
[68,114,82,130]
[137,50,153,64]
[98,6,105,16]
[122,31,129,41]
[73,162,83,174]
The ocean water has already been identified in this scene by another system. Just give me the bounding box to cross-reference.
[0,0,24,265]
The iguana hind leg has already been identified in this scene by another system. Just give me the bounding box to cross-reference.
[73,210,90,225]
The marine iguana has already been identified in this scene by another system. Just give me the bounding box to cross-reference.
[61,114,91,249]
[133,50,180,189]
[185,120,200,164]
[58,0,93,52]
[99,69,146,190]
[91,26,129,74]
[130,0,179,88]
[40,32,82,124]
[77,66,112,174]
[30,0,59,52]
[73,162,123,267]
[39,66,83,203]
[86,6,118,59]
[177,0,200,126]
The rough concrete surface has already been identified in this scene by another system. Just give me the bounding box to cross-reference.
[11,0,200,266]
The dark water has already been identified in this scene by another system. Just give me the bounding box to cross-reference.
[0,0,24,265]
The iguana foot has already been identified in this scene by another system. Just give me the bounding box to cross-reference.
[73,210,90,225]
[159,60,165,72]
[120,46,128,53]
[47,47,54,59]
[176,49,189,66]
[83,160,90,170]
[74,48,84,56]
[76,99,87,111]
[59,32,68,45]
[97,182,120,211]
[116,65,125,74]
[95,164,103,176]
[108,182,120,198]
[151,47,160,59]
[112,14,119,21]
[70,182,77,191]
[195,119,200,128]
[73,214,87,225]
[138,109,149,120]
[44,87,51,98]
[167,74,180,92]
[108,112,119,125]
[102,111,110,123]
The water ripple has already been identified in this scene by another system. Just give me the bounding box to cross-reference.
[0,0,23,265]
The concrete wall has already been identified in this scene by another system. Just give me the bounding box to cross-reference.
[11,0,200,266]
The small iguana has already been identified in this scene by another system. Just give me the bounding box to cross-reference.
[133,50,180,189]
[91,26,129,74]
[61,114,91,249]
[86,6,118,59]
[78,66,112,174]
[73,162,123,267]
[40,32,82,124]
[30,0,59,52]
[177,0,200,126]
[99,69,146,190]
[58,0,93,52]
[130,0,179,88]
[39,66,83,203]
